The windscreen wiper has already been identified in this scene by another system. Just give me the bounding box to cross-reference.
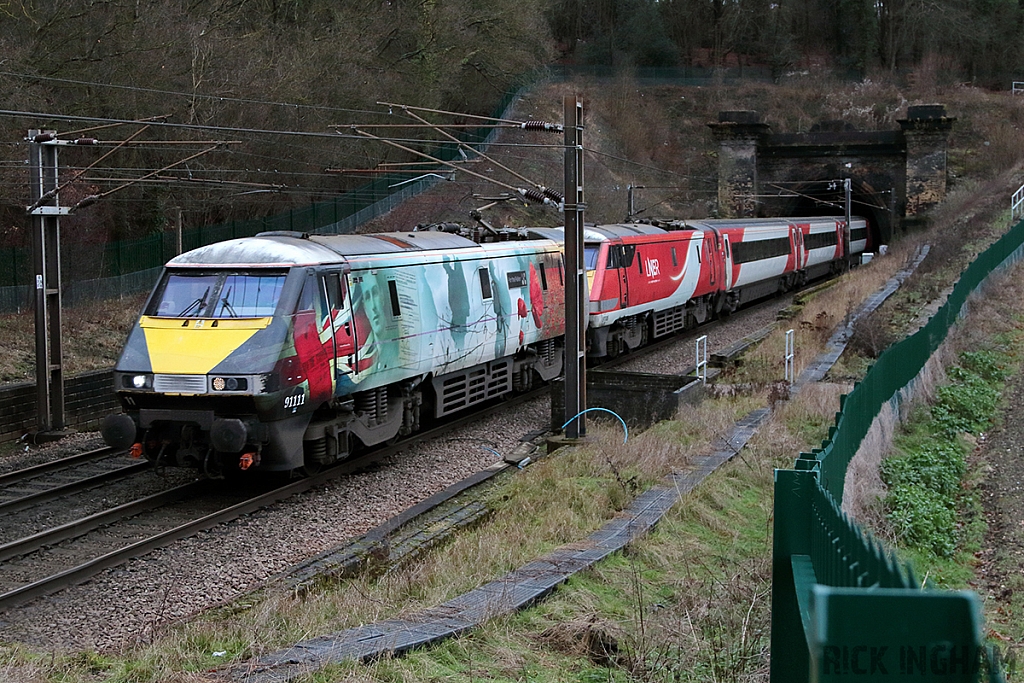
[177,287,210,317]
[219,287,238,317]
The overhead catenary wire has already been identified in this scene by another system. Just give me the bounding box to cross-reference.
[395,106,563,203]
[349,127,561,210]
[59,114,171,139]
[72,144,230,210]
[0,99,714,220]
[583,146,717,183]
[376,100,562,130]
[28,124,154,212]
[0,108,360,140]
[0,70,387,117]
[762,182,888,212]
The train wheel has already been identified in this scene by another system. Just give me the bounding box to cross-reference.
[299,461,323,477]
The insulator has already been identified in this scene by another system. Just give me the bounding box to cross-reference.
[520,121,561,132]
[519,188,547,204]
[32,133,55,143]
[74,138,98,145]
[75,195,100,209]
[542,187,564,203]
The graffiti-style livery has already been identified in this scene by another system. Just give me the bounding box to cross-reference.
[102,226,566,474]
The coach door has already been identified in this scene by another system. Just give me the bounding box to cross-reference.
[704,232,717,287]
[618,244,635,309]
[722,234,734,290]
[792,225,805,270]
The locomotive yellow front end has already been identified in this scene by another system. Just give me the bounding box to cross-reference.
[100,235,342,476]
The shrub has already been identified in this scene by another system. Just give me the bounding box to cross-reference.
[883,349,1007,558]
[931,365,1000,437]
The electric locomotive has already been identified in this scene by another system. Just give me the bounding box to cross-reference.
[101,215,869,476]
[101,225,567,475]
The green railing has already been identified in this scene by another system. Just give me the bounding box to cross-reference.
[771,219,1024,682]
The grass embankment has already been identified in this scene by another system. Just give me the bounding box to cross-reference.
[0,293,145,386]
[4,211,1021,681]
[0,246,896,681]
[856,263,1024,672]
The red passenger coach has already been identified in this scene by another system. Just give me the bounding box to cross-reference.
[581,216,868,358]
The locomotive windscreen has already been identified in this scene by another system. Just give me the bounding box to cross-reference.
[148,269,287,318]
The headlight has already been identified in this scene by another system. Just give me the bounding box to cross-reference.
[211,376,248,392]
[121,374,152,390]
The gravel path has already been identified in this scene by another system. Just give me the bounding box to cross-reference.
[977,373,1024,627]
[0,298,788,653]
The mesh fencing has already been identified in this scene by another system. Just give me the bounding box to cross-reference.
[0,89,521,314]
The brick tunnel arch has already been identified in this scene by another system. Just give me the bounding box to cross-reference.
[772,179,892,248]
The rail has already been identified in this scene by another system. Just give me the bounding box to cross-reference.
[771,219,1024,682]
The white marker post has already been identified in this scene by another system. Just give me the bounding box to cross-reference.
[696,335,708,384]
[785,329,795,383]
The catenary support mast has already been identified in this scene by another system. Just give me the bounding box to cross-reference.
[28,130,67,434]
[563,97,586,439]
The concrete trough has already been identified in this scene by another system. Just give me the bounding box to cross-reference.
[550,370,705,435]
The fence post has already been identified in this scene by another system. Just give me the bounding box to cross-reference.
[771,468,814,682]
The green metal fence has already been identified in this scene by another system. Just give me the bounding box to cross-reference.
[771,219,1024,682]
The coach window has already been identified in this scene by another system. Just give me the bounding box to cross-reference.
[479,268,492,299]
[671,247,678,268]
[387,280,401,317]
[695,241,702,263]
[323,272,343,311]
[539,262,548,290]
[297,273,316,314]
[619,244,636,268]
[606,248,619,269]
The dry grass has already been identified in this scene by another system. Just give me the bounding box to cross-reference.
[724,240,922,390]
[55,388,794,682]
[0,293,145,385]
[840,244,1024,539]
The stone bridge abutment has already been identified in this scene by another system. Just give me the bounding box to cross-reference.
[708,105,955,246]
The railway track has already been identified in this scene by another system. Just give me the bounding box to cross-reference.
[0,446,150,515]
[0,386,547,613]
[0,290,795,616]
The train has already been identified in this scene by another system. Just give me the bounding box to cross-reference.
[100,215,869,476]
